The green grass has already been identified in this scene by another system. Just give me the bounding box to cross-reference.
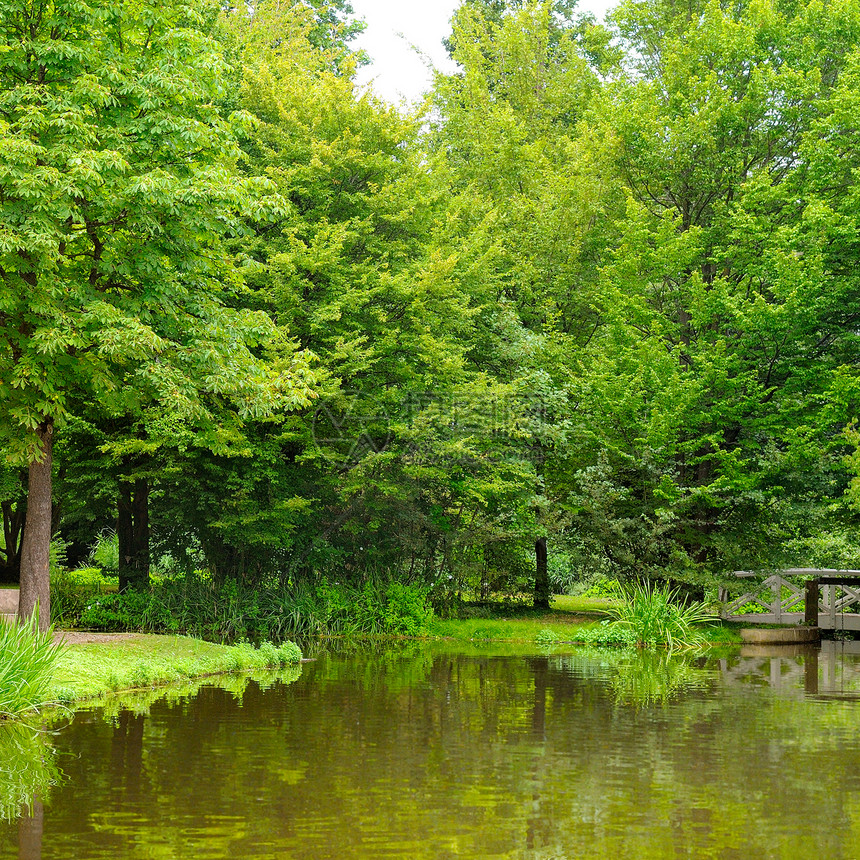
[551,594,621,613]
[429,616,606,643]
[0,618,65,718]
[48,635,302,704]
[605,581,714,649]
[429,595,740,648]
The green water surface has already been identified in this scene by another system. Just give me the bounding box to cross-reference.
[2,641,860,859]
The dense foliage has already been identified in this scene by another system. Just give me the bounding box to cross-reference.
[55,570,434,640]
[3,0,860,626]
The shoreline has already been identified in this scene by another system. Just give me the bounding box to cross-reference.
[43,613,745,710]
[46,633,302,707]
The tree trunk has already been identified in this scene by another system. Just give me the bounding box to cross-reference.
[533,536,550,610]
[18,421,53,631]
[117,483,133,587]
[118,479,150,591]
[133,478,150,585]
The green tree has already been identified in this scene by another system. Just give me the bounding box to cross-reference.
[433,0,619,604]
[0,0,311,626]
[146,1,542,593]
[578,0,860,585]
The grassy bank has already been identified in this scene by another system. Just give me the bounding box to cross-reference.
[39,614,739,711]
[48,634,302,705]
[33,590,740,712]
[428,601,743,647]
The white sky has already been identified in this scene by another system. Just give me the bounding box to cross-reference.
[351,0,616,106]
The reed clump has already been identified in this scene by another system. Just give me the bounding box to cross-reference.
[606,580,713,650]
[0,615,64,718]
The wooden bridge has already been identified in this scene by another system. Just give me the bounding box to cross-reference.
[720,569,860,630]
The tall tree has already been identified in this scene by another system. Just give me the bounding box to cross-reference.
[0,0,311,626]
[577,0,860,583]
[434,0,618,603]
[146,1,541,590]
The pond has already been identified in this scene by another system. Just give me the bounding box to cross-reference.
[2,640,860,859]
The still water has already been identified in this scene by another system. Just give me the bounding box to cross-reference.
[3,641,860,859]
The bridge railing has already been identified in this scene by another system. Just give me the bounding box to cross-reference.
[719,569,860,630]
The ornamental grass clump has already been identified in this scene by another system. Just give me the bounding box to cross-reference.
[606,580,713,650]
[0,616,65,718]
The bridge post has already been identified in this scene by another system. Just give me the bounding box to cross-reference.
[773,577,782,623]
[805,579,819,627]
[829,584,837,629]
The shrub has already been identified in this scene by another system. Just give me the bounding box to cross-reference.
[571,621,637,647]
[50,567,114,627]
[380,582,434,636]
[276,641,302,665]
[535,628,560,645]
[258,640,279,666]
[582,578,624,599]
[78,591,155,632]
[89,530,119,572]
[73,572,434,642]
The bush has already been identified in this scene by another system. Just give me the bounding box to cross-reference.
[380,581,434,635]
[50,567,115,627]
[535,628,560,645]
[89,530,119,572]
[313,578,434,637]
[275,641,303,665]
[73,573,434,642]
[570,621,637,647]
[78,590,166,632]
[582,578,624,599]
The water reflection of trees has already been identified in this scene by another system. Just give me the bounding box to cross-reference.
[0,721,62,860]
[8,649,860,857]
[17,799,43,860]
[0,667,302,858]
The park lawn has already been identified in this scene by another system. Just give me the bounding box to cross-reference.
[429,615,610,643]
[48,634,302,704]
[429,597,742,647]
[551,594,620,614]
